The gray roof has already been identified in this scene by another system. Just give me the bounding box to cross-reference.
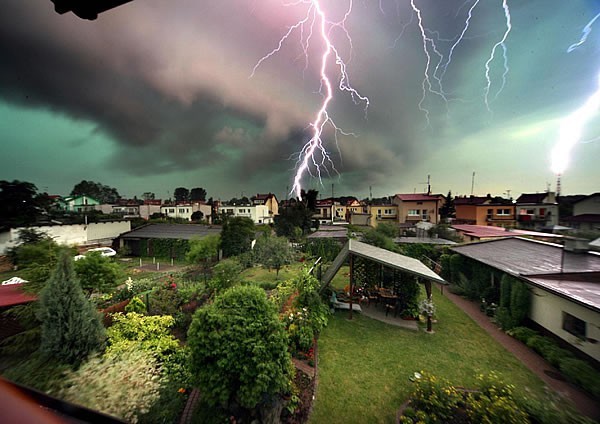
[119,224,221,240]
[525,274,600,312]
[322,239,445,286]
[394,237,457,245]
[450,237,600,275]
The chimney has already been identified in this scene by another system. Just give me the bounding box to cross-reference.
[563,237,589,253]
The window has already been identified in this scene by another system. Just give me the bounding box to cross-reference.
[384,209,395,215]
[417,201,423,205]
[169,208,175,213]
[487,208,493,218]
[496,209,511,216]
[178,208,185,213]
[526,209,535,215]
[408,209,419,216]
[539,208,545,216]
[563,312,586,339]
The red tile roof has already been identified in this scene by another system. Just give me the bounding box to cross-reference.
[451,224,562,240]
[0,285,37,308]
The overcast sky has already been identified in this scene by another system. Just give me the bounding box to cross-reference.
[0,0,599,201]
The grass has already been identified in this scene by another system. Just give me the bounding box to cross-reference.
[239,261,306,283]
[309,287,552,424]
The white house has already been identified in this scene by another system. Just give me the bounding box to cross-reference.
[161,203,211,222]
[451,237,600,362]
[218,204,273,224]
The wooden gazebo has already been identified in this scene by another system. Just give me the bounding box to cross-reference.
[321,239,446,329]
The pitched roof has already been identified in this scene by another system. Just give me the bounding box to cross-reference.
[516,193,550,204]
[454,195,513,206]
[395,193,441,202]
[573,193,600,204]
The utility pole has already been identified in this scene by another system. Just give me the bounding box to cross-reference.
[471,172,475,195]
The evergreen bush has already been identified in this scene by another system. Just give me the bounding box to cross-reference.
[38,251,106,365]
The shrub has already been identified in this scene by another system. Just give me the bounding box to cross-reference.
[74,252,123,293]
[207,258,243,294]
[507,327,538,343]
[125,297,146,314]
[58,350,162,423]
[303,239,342,262]
[559,357,600,398]
[188,286,293,411]
[148,277,182,316]
[526,335,558,357]
[106,312,179,362]
[495,306,515,331]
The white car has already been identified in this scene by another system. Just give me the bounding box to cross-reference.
[74,247,117,261]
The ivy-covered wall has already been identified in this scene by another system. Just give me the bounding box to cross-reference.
[133,238,190,259]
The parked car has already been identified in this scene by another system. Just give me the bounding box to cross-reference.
[74,247,117,261]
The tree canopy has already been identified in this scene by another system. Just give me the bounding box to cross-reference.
[440,191,456,219]
[190,187,207,202]
[71,180,120,204]
[253,234,294,276]
[0,180,51,227]
[221,216,255,257]
[187,285,292,410]
[173,187,190,203]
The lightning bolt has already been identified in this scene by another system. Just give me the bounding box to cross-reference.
[550,74,600,175]
[568,12,600,52]
[251,0,369,199]
[484,0,511,112]
[551,13,600,176]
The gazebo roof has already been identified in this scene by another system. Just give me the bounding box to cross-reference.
[322,239,445,287]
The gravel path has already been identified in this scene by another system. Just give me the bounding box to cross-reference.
[438,283,600,421]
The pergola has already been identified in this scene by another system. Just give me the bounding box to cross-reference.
[321,239,446,329]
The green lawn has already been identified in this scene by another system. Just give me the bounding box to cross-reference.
[239,261,306,283]
[310,288,551,424]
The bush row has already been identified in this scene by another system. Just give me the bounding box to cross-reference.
[507,327,600,399]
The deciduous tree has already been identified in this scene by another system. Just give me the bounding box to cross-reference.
[188,285,292,413]
[71,180,120,204]
[221,216,255,257]
[173,187,190,202]
[189,187,207,202]
[254,235,294,277]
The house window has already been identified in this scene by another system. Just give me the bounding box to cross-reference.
[526,209,535,215]
[487,209,493,218]
[227,209,233,214]
[417,201,423,205]
[408,209,419,216]
[179,208,186,213]
[539,208,545,216]
[563,312,586,339]
[169,208,175,213]
[497,209,511,216]
[384,209,395,215]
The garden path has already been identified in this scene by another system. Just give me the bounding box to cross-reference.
[437,283,600,421]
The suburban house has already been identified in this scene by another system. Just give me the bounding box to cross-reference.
[451,237,600,362]
[563,193,600,232]
[251,193,279,216]
[161,202,212,222]
[454,195,516,227]
[217,204,274,224]
[314,199,335,225]
[59,195,100,212]
[515,192,559,230]
[392,193,443,225]
[368,204,399,227]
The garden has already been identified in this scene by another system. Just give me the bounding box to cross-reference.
[0,222,594,423]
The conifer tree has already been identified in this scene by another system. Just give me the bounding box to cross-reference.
[38,250,106,364]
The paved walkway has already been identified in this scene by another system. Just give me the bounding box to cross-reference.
[438,283,600,421]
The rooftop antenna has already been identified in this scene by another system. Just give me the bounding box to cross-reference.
[471,171,475,195]
[556,173,562,197]
[369,185,372,200]
[504,189,512,200]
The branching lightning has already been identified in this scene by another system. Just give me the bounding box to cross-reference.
[568,12,600,52]
[251,0,369,199]
[484,0,511,112]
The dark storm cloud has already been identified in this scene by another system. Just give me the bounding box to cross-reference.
[0,0,599,196]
